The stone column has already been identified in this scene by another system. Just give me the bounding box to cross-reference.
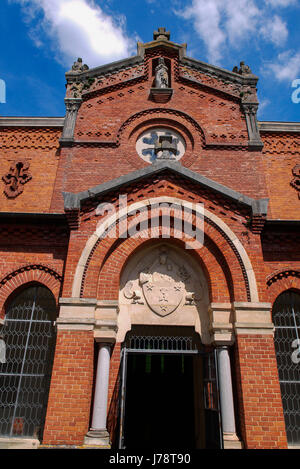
[209,303,242,448]
[217,346,239,447]
[85,341,111,446]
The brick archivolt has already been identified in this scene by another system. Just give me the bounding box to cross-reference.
[116,108,205,169]
[0,264,62,318]
[71,197,259,304]
[266,269,300,304]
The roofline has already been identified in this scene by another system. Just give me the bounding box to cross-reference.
[258,121,300,132]
[65,55,144,80]
[0,117,65,127]
[181,56,259,86]
[63,161,268,216]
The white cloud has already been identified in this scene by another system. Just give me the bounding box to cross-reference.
[260,15,288,46]
[11,0,136,68]
[175,0,291,64]
[265,0,297,6]
[265,50,300,81]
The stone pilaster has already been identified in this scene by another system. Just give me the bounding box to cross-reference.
[60,98,82,144]
[241,103,263,150]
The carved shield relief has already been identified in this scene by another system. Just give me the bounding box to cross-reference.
[122,247,204,317]
[139,249,190,317]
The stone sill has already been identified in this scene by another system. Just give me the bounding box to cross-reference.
[0,438,40,449]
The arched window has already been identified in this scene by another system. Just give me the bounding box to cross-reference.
[0,285,57,440]
[273,290,300,446]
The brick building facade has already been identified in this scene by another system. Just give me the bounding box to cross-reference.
[0,28,299,450]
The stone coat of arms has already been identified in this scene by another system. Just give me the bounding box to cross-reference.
[123,248,203,317]
[139,249,191,316]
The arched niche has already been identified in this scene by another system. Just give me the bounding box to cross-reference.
[118,242,210,344]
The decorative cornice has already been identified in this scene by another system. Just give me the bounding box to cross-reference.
[259,121,300,133]
[63,161,269,219]
[0,117,64,127]
[65,55,144,81]
[180,56,258,87]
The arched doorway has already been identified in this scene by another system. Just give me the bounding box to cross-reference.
[273,290,300,446]
[118,326,222,450]
[0,285,57,440]
[116,243,223,449]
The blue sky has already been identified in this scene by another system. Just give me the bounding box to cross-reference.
[0,0,300,121]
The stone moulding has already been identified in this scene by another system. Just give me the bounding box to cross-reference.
[149,87,173,103]
[70,196,260,305]
[63,161,269,219]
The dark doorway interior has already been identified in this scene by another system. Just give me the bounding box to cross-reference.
[123,353,195,449]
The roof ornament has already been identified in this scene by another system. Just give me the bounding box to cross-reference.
[232,61,252,75]
[153,27,170,41]
[69,58,89,73]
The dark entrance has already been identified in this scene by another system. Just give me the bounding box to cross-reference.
[124,353,195,449]
[118,327,223,449]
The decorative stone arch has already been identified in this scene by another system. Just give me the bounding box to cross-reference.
[0,264,62,319]
[117,241,212,343]
[116,107,206,169]
[72,196,259,303]
[267,269,300,305]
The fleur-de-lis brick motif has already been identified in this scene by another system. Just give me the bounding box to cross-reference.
[2,160,32,198]
[291,164,300,199]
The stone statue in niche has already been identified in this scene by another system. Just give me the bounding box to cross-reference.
[123,247,203,316]
[155,58,169,89]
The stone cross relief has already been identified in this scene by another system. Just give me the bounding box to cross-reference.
[123,248,203,317]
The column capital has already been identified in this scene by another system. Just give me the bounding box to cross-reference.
[208,303,235,345]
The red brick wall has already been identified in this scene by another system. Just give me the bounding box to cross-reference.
[42,330,94,446]
[234,334,288,449]
[0,127,61,213]
[261,132,300,220]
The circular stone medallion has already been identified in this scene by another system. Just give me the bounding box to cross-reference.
[136,127,186,163]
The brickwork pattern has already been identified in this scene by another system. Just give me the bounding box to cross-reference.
[234,334,288,449]
[42,330,94,446]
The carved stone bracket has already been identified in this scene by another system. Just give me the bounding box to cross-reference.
[291,164,300,198]
[60,98,82,144]
[149,87,173,103]
[2,160,32,198]
[241,103,263,150]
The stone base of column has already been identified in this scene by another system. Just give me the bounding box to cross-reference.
[83,429,111,448]
[223,432,243,449]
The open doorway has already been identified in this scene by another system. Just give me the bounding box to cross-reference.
[118,326,222,449]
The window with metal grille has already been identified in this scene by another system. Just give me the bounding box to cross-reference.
[0,285,56,440]
[273,290,300,446]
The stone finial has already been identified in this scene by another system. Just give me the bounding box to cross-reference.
[69,58,89,73]
[153,27,170,41]
[232,61,252,75]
